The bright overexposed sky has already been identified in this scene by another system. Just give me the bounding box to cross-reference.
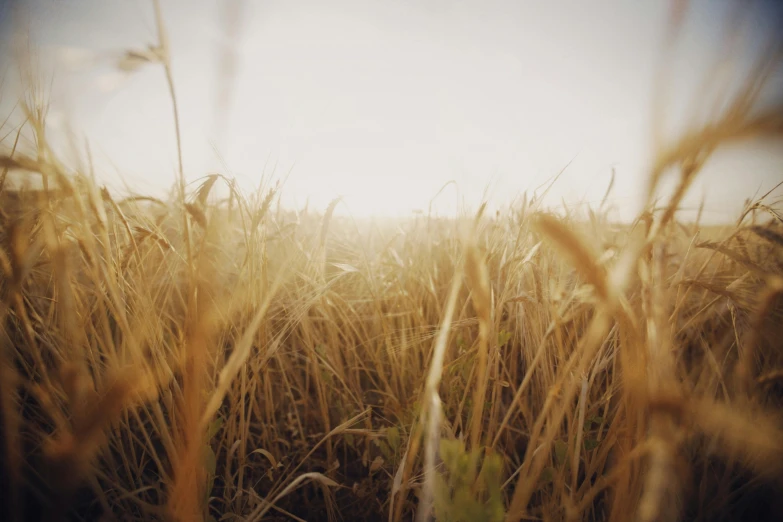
[0,0,781,220]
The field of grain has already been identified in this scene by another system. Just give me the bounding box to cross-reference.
[2,158,783,522]
[2,3,783,522]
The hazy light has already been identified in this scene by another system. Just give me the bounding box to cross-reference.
[0,0,781,221]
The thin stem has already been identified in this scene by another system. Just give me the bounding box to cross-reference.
[152,0,193,274]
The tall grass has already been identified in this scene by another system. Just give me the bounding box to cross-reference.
[2,1,783,521]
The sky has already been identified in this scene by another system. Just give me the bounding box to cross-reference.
[0,0,781,221]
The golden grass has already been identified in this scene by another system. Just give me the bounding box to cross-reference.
[1,1,783,521]
[2,151,782,521]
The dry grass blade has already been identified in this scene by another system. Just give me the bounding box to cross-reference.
[505,312,612,522]
[43,367,158,516]
[533,212,610,304]
[0,153,41,173]
[465,233,491,449]
[677,279,743,302]
[184,202,207,229]
[199,274,284,433]
[697,240,772,275]
[750,225,783,247]
[758,369,783,386]
[251,180,280,233]
[246,472,340,522]
[688,396,783,478]
[600,167,615,210]
[194,174,219,208]
[416,266,464,522]
[282,408,370,481]
[735,276,783,393]
[319,197,342,251]
[636,435,676,522]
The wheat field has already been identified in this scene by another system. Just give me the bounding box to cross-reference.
[2,2,783,522]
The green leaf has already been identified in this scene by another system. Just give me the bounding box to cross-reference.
[488,495,506,522]
[480,451,503,490]
[453,484,476,515]
[454,450,479,487]
[586,414,604,427]
[204,445,217,477]
[461,361,473,382]
[378,440,394,461]
[386,426,401,451]
[482,451,502,475]
[540,466,556,484]
[204,444,217,506]
[554,440,568,466]
[319,366,334,385]
[497,329,512,347]
[433,472,452,521]
[207,416,224,441]
[439,438,463,474]
[584,438,599,451]
[435,440,507,522]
